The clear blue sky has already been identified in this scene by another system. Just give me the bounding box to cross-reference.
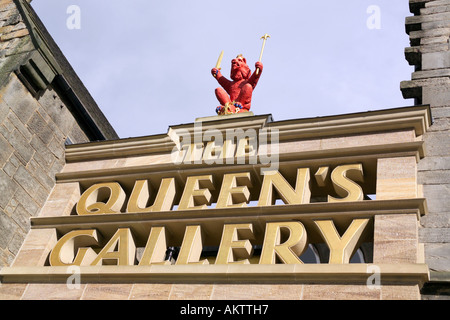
[33,0,413,139]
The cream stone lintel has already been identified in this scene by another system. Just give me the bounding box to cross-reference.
[0,263,430,286]
[57,141,425,184]
[63,106,431,163]
[30,198,427,246]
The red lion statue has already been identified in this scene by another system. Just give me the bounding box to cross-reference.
[211,54,263,115]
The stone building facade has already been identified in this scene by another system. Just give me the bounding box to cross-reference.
[0,0,117,267]
[401,0,450,298]
[0,0,448,301]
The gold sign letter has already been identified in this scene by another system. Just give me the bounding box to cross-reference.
[175,225,208,265]
[127,178,176,213]
[139,226,170,265]
[258,168,311,206]
[49,229,100,266]
[328,164,364,202]
[90,228,136,266]
[259,221,307,264]
[314,218,369,264]
[178,175,214,210]
[76,182,126,215]
[216,223,254,264]
[216,172,252,208]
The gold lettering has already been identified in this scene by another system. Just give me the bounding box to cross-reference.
[314,166,329,187]
[215,223,254,264]
[178,175,215,210]
[90,228,136,266]
[328,164,364,202]
[219,138,237,162]
[127,178,176,213]
[314,218,369,264]
[258,168,311,206]
[176,225,208,265]
[203,140,222,163]
[49,229,99,266]
[183,142,204,164]
[236,136,257,164]
[139,226,170,265]
[216,172,252,208]
[76,182,126,215]
[259,221,307,264]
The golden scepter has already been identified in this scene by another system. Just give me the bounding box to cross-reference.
[256,33,270,75]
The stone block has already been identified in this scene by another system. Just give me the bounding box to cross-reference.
[0,283,27,300]
[211,284,303,300]
[13,165,47,206]
[37,89,74,134]
[422,52,450,70]
[278,139,321,154]
[413,68,450,80]
[381,285,420,300]
[22,283,86,300]
[11,228,56,267]
[420,212,450,228]
[321,131,415,150]
[421,184,450,213]
[27,112,53,145]
[421,4,450,15]
[376,157,417,200]
[0,131,13,164]
[0,74,37,124]
[30,135,55,168]
[10,203,30,233]
[423,132,450,156]
[6,109,31,141]
[418,170,450,185]
[373,214,419,264]
[81,284,133,300]
[301,284,380,300]
[129,283,172,300]
[425,0,450,9]
[430,105,450,118]
[27,158,54,192]
[46,136,65,160]
[8,129,33,163]
[38,182,80,217]
[8,228,25,256]
[410,28,450,41]
[2,159,16,177]
[0,169,17,208]
[420,228,450,243]
[11,185,39,216]
[427,116,450,131]
[169,284,213,300]
[422,81,450,107]
[424,243,450,271]
[0,210,17,248]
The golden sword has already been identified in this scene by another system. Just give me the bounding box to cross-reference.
[214,50,224,77]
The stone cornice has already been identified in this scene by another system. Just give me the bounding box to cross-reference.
[64,105,431,163]
[0,263,430,286]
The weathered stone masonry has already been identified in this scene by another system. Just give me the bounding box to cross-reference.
[0,0,448,300]
[401,0,450,297]
[0,0,117,267]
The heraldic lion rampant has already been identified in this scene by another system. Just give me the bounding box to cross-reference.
[211,54,263,115]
